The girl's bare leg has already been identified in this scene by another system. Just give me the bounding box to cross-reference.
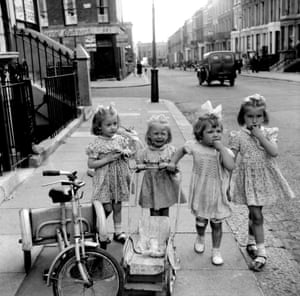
[210,220,224,265]
[112,202,126,244]
[194,217,208,253]
[210,220,222,249]
[248,206,266,271]
[248,206,264,246]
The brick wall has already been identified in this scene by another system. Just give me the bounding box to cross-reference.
[46,0,64,26]
[77,0,97,24]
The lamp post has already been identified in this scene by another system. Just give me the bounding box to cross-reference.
[238,12,243,60]
[151,0,159,103]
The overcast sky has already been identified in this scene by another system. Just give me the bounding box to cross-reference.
[122,0,208,43]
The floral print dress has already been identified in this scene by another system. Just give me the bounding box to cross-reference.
[137,144,186,210]
[86,134,131,203]
[229,127,295,206]
[184,140,232,220]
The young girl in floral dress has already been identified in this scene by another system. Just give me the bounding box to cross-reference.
[168,101,235,265]
[86,104,132,244]
[229,94,295,271]
[137,114,185,216]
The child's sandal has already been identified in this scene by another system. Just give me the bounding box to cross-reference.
[113,232,126,244]
[249,256,266,272]
[246,244,257,259]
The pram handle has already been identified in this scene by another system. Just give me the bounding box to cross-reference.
[131,162,179,173]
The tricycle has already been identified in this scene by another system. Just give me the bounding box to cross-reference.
[19,169,124,296]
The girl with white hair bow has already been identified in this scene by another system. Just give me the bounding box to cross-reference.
[168,100,235,266]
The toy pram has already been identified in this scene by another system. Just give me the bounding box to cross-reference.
[122,164,181,295]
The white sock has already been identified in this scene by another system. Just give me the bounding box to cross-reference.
[256,243,266,257]
[114,223,122,234]
[197,235,205,244]
[247,235,257,247]
[212,248,221,255]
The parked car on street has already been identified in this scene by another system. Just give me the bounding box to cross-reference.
[196,51,237,86]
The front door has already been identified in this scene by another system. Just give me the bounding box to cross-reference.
[95,46,115,79]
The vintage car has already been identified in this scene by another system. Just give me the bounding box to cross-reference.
[196,51,236,86]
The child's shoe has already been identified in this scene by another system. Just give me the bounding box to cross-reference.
[246,244,258,259]
[194,235,205,253]
[249,256,266,272]
[113,232,126,244]
[212,249,224,265]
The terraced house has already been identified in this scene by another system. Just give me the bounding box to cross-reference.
[168,0,300,72]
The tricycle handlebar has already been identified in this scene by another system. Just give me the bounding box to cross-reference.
[43,170,74,176]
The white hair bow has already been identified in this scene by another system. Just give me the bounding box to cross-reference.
[147,114,170,125]
[95,102,116,113]
[200,100,222,119]
[243,93,266,103]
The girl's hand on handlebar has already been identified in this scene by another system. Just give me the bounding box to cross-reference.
[107,151,122,162]
[135,163,146,172]
[158,162,169,169]
[166,162,177,173]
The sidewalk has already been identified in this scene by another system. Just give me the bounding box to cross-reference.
[90,72,150,88]
[239,70,300,83]
[1,69,298,296]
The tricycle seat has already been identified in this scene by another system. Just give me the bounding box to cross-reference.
[49,187,72,203]
[30,203,96,244]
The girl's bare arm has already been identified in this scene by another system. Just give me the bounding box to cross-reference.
[251,127,278,157]
[167,147,187,171]
[214,141,235,171]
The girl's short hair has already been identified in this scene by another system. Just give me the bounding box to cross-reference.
[91,104,120,135]
[145,114,172,145]
[237,94,269,126]
[193,114,223,141]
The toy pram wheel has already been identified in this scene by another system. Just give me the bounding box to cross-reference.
[24,250,31,274]
[165,265,175,296]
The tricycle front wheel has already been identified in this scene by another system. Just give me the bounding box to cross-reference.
[52,247,124,296]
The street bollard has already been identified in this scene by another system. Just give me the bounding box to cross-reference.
[151,68,159,103]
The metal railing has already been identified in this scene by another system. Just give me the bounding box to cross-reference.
[0,27,81,173]
[0,79,35,173]
[45,72,78,138]
[12,26,74,88]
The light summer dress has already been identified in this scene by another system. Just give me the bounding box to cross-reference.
[86,134,131,203]
[229,127,295,206]
[184,140,232,220]
[137,144,186,210]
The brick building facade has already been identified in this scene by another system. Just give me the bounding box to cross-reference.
[40,0,131,80]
